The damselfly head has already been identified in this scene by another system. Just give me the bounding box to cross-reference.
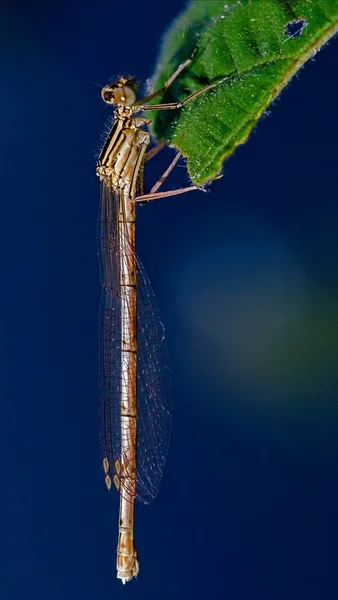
[101,77,138,107]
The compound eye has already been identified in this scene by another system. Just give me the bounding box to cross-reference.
[101,86,115,104]
[114,85,136,106]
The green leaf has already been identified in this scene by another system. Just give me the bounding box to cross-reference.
[148,0,338,184]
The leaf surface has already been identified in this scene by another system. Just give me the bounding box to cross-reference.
[148,0,338,184]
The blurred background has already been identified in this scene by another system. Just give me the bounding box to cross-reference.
[1,0,337,598]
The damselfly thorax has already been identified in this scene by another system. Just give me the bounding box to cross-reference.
[97,98,151,193]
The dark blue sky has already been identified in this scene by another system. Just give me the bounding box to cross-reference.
[1,1,337,598]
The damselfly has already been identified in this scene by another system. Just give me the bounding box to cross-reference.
[97,58,223,583]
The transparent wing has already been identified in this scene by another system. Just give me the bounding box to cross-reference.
[98,182,172,506]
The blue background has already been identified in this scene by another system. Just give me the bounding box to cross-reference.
[1,1,337,598]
